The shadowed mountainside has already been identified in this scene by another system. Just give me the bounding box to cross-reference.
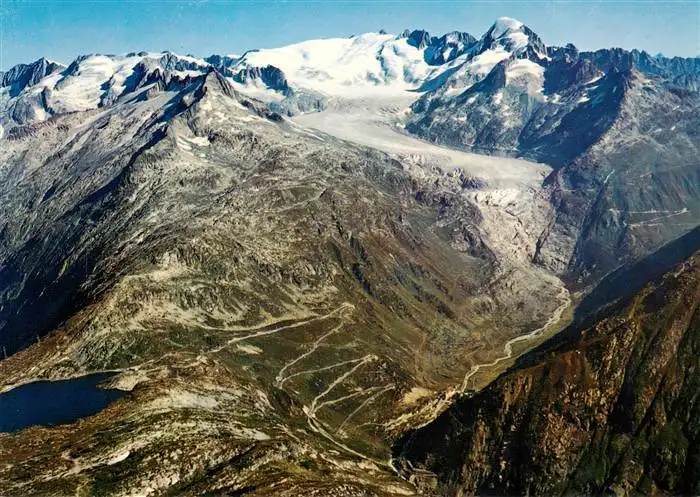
[395,240,700,495]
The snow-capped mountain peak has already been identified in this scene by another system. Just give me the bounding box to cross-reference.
[2,18,698,134]
[228,31,441,98]
[491,17,524,38]
[0,21,550,126]
[0,51,212,125]
[479,17,546,58]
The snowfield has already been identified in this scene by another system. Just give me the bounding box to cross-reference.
[235,32,447,96]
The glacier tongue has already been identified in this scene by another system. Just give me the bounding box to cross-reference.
[292,95,549,187]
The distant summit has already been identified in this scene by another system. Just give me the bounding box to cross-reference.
[0,57,65,97]
[1,17,698,130]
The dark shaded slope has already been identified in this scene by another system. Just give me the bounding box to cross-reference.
[395,245,700,496]
[575,225,700,320]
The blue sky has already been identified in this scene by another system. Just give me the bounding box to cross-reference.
[1,0,698,69]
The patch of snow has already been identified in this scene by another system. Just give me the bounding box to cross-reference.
[16,52,208,117]
[506,59,544,80]
[469,48,511,75]
[229,78,285,101]
[603,168,615,184]
[236,344,263,355]
[171,53,208,66]
[490,17,529,50]
[507,31,530,49]
[506,59,545,93]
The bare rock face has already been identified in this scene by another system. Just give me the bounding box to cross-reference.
[232,65,290,93]
[395,230,700,495]
[0,57,65,97]
[546,73,700,283]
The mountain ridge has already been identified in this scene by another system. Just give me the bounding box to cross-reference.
[3,17,698,126]
[0,15,698,496]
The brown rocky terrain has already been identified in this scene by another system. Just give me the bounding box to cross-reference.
[396,234,700,495]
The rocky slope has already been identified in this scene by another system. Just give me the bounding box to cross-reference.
[395,229,700,495]
[544,71,700,282]
[2,22,697,286]
[405,21,700,282]
[0,16,697,496]
[0,62,569,495]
